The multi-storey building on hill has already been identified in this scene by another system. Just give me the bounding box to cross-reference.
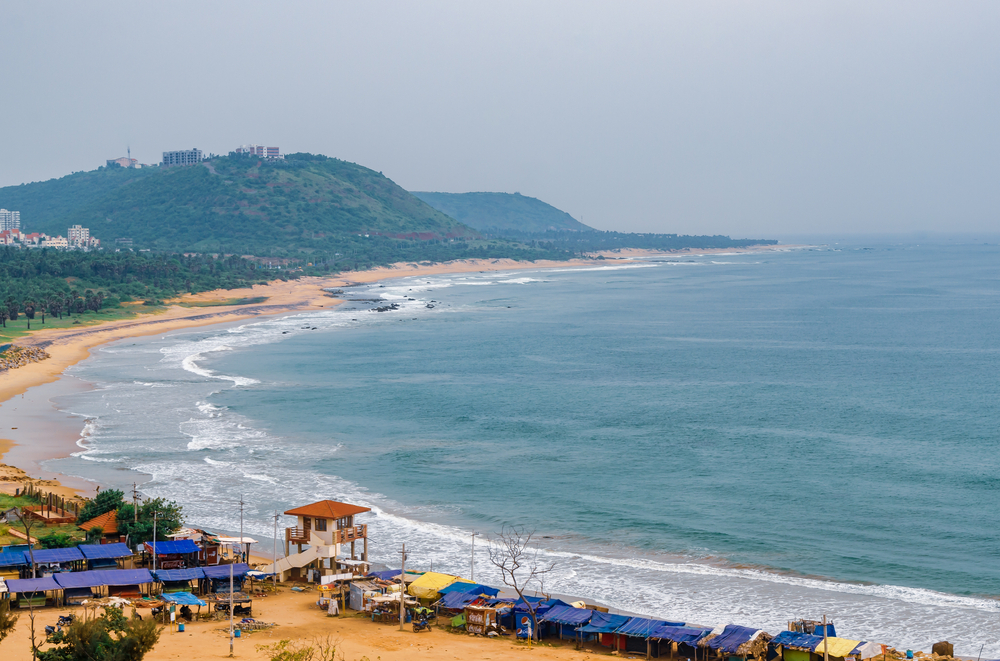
[0,209,20,232]
[162,148,203,166]
[235,144,282,159]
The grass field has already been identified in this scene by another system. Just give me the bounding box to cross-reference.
[0,493,86,547]
[0,305,163,343]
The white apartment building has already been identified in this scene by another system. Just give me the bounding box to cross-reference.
[235,144,281,159]
[0,209,20,231]
[162,148,203,166]
[68,225,90,246]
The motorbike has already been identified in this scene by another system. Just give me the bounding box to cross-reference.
[412,616,432,633]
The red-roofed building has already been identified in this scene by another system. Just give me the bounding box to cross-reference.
[78,509,120,542]
[267,499,372,582]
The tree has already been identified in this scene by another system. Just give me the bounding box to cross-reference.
[487,525,555,642]
[117,497,183,545]
[77,489,124,523]
[0,600,18,644]
[37,606,160,661]
[15,507,41,578]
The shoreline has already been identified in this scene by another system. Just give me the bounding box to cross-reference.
[0,246,795,496]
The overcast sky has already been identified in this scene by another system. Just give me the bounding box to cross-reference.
[2,2,998,237]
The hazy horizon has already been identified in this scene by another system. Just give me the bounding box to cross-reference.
[2,1,998,237]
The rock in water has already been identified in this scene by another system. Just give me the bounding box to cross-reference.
[931,642,953,658]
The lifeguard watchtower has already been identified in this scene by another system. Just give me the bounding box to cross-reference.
[265,499,371,582]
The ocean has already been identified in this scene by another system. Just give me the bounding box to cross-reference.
[47,242,1000,654]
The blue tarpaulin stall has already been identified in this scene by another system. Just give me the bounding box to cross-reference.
[651,624,713,645]
[614,618,677,656]
[153,568,206,582]
[437,582,500,597]
[578,611,631,645]
[202,563,250,579]
[145,540,200,555]
[54,569,154,589]
[703,625,767,657]
[434,591,482,611]
[27,547,85,565]
[161,591,207,607]
[772,631,825,650]
[0,551,28,568]
[7,576,61,607]
[367,569,402,580]
[79,543,134,569]
[7,576,61,592]
[578,611,631,634]
[203,563,250,592]
[541,604,595,640]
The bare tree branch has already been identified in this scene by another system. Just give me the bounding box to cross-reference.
[487,525,555,641]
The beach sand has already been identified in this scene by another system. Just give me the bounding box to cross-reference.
[0,587,615,661]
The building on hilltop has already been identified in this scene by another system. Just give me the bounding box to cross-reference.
[68,224,89,246]
[235,144,282,159]
[0,209,20,232]
[106,157,140,169]
[162,148,203,166]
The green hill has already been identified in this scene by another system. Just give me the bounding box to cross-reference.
[411,191,593,232]
[0,153,476,256]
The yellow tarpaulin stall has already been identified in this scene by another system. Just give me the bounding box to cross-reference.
[816,638,861,658]
[407,572,467,600]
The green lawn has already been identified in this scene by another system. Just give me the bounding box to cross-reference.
[0,305,164,343]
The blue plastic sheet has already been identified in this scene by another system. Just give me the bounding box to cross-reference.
[705,625,761,654]
[78,543,133,560]
[541,605,595,626]
[202,563,250,579]
[153,568,206,582]
[577,611,631,633]
[650,625,712,644]
[772,631,825,650]
[615,617,671,638]
[145,539,200,555]
[161,591,207,606]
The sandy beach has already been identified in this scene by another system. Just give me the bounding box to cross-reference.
[1,587,618,661]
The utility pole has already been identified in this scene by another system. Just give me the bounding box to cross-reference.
[823,615,829,661]
[152,511,159,573]
[132,483,139,522]
[272,511,279,591]
[238,494,245,564]
[229,563,235,657]
[398,543,407,631]
[471,532,479,582]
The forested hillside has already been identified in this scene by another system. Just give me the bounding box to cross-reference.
[0,153,476,256]
[412,191,592,232]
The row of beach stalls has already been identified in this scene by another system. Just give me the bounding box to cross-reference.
[0,541,263,610]
[361,569,885,661]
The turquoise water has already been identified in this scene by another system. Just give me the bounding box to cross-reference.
[52,243,1000,652]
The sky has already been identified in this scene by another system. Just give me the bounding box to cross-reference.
[1,2,998,237]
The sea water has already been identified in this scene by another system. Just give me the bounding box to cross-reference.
[48,242,1000,653]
